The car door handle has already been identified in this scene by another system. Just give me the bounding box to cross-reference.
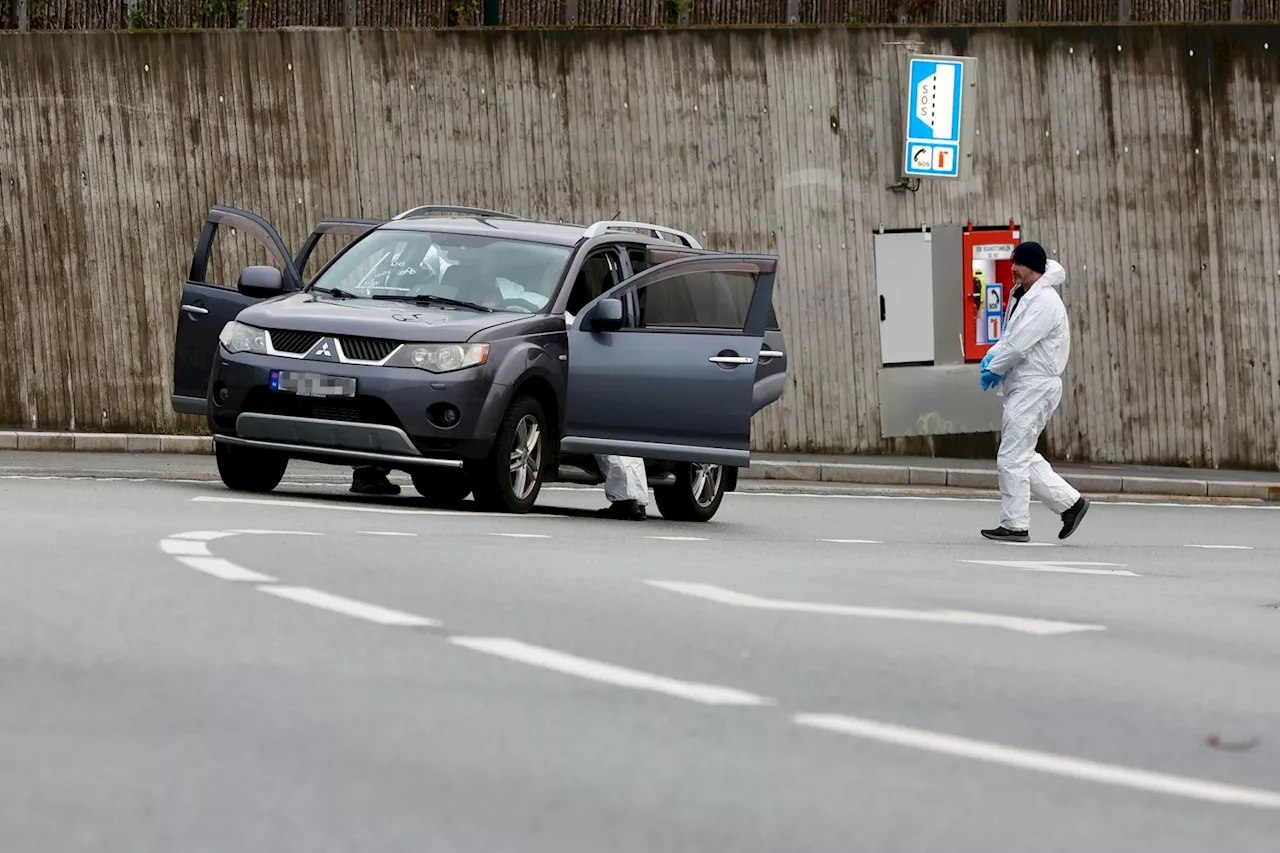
[181,304,209,315]
[759,350,784,359]
[709,356,754,365]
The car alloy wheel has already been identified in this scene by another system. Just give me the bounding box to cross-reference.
[690,463,723,508]
[509,413,543,501]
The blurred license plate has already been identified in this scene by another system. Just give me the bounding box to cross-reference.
[269,370,356,398]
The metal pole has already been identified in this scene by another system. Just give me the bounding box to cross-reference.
[483,0,500,25]
[564,0,578,25]
[785,0,799,24]
[344,0,357,27]
[1116,0,1131,23]
[1005,0,1019,22]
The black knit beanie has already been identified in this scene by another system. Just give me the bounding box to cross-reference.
[1011,241,1047,274]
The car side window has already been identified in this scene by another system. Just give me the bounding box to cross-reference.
[203,225,287,291]
[626,247,652,275]
[565,250,622,317]
[629,270,758,332]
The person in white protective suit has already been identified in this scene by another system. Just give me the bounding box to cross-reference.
[978,241,1090,543]
[563,307,649,521]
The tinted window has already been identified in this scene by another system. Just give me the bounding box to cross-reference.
[634,270,757,331]
[311,229,572,313]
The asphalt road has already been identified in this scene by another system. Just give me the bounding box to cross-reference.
[3,458,1280,852]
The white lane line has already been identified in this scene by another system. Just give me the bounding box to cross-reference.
[450,637,773,706]
[1184,544,1254,550]
[794,713,1280,809]
[490,532,552,539]
[647,581,1103,636]
[169,530,239,541]
[176,556,277,583]
[646,536,709,542]
[359,531,419,537]
[259,586,439,627]
[192,494,559,519]
[160,538,213,556]
[820,538,883,544]
[229,529,324,536]
[961,559,1140,577]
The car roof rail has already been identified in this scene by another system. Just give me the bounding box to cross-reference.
[390,205,524,221]
[581,220,703,249]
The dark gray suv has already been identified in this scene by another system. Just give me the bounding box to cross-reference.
[172,205,789,521]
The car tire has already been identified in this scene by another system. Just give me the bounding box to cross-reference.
[654,462,727,522]
[215,441,288,493]
[410,468,473,507]
[468,395,547,514]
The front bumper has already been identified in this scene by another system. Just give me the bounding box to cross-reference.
[207,348,503,464]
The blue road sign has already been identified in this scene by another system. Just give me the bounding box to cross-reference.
[904,56,966,179]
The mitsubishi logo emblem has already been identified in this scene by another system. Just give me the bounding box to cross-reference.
[314,342,333,357]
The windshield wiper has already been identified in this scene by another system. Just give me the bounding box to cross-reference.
[370,293,494,313]
[310,286,362,299]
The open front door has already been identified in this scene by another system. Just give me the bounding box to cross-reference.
[562,254,778,467]
[294,217,383,285]
[171,206,299,415]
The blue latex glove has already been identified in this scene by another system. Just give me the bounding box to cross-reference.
[980,369,1002,391]
[979,352,994,372]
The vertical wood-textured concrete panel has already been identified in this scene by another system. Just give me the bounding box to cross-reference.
[1,26,1278,469]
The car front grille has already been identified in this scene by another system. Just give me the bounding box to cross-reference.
[269,329,323,354]
[240,388,403,427]
[338,335,399,362]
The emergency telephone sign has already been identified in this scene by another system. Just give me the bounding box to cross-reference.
[902,54,977,180]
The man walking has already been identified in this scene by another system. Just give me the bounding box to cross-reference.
[979,241,1089,542]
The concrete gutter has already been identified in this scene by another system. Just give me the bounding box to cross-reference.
[3,430,1278,502]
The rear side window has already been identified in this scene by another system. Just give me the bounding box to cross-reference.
[634,270,757,331]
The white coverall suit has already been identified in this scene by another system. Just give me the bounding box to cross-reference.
[563,309,649,506]
[984,259,1080,531]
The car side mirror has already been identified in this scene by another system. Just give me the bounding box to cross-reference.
[237,265,284,298]
[585,298,624,332]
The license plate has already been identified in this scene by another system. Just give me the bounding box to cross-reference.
[269,370,356,398]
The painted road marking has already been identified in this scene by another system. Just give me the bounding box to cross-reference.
[490,533,552,539]
[192,494,559,519]
[961,559,1139,577]
[647,581,1104,636]
[450,637,772,706]
[260,585,439,627]
[176,556,277,583]
[359,531,419,537]
[794,713,1280,809]
[820,538,883,544]
[169,530,239,541]
[160,538,217,556]
[646,536,709,542]
[1184,544,1253,550]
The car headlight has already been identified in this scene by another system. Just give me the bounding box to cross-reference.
[396,343,490,373]
[218,321,269,355]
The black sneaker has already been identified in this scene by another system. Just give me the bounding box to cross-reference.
[350,468,401,496]
[981,526,1030,543]
[596,500,647,521]
[1059,497,1091,540]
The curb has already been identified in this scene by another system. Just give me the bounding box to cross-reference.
[0,431,213,455]
[4,431,1279,502]
[737,460,1280,502]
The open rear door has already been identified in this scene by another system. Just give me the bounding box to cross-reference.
[171,206,299,415]
[562,254,778,467]
[294,217,383,285]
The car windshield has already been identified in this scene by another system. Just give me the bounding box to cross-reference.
[309,229,573,313]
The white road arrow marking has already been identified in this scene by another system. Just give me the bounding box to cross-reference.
[646,581,1104,636]
[960,559,1139,577]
